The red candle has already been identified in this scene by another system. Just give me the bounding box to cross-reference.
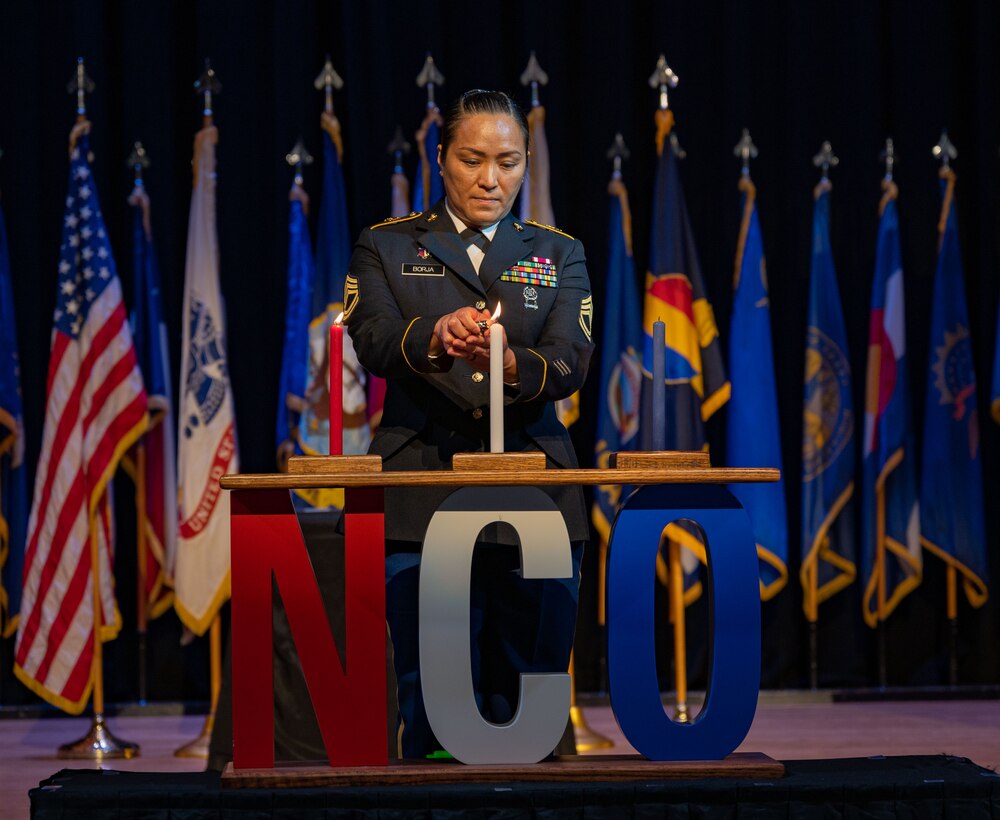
[329,312,344,455]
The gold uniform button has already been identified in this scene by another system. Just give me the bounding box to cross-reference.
[471,372,484,383]
[471,408,484,420]
[475,300,487,310]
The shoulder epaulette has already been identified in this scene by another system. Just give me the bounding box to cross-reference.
[524,219,574,240]
[370,211,423,229]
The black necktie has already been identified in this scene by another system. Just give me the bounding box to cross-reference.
[460,227,491,252]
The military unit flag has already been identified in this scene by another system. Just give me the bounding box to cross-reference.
[592,174,642,562]
[860,181,921,627]
[413,106,444,214]
[919,168,989,609]
[14,125,148,712]
[800,182,856,621]
[0,193,27,638]
[518,95,577,428]
[123,183,176,620]
[519,103,556,227]
[725,176,788,600]
[275,181,316,470]
[294,112,371,511]
[174,125,238,636]
[641,110,730,601]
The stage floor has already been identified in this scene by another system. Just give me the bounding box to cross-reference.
[4,693,1000,818]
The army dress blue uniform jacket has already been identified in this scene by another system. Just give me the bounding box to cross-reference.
[344,199,595,546]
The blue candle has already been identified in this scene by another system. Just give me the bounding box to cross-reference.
[652,320,666,450]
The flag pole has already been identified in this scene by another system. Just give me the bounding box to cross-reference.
[873,140,900,691]
[55,59,140,761]
[876,487,888,688]
[175,61,223,759]
[519,51,549,223]
[514,52,609,750]
[946,566,958,686]
[667,539,689,721]
[648,55,690,723]
[807,561,819,690]
[932,132,962,689]
[567,650,612,751]
[805,143,839,691]
[136,441,149,703]
[126,142,153,704]
[595,135,632,700]
[57,499,140,758]
[387,126,411,221]
[415,54,444,212]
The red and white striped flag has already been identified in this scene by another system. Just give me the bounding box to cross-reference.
[173,125,238,635]
[14,124,148,713]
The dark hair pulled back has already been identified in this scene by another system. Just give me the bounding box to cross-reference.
[439,89,529,159]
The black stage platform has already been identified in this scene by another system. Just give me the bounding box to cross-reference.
[30,755,1000,818]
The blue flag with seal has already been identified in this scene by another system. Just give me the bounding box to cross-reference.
[861,181,921,627]
[592,174,642,601]
[919,167,988,610]
[800,181,856,623]
[275,180,315,471]
[726,175,788,601]
[641,110,730,603]
[0,194,27,638]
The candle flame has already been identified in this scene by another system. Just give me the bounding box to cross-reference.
[491,303,502,322]
[333,311,344,325]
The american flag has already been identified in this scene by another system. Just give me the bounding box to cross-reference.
[14,127,148,714]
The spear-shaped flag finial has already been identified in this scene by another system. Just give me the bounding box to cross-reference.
[606,133,630,179]
[648,54,679,111]
[812,140,839,181]
[314,55,344,115]
[520,51,549,108]
[932,130,957,170]
[285,138,314,187]
[127,141,151,187]
[880,137,897,181]
[194,59,222,123]
[67,57,95,120]
[734,128,758,176]
[416,53,445,109]
[387,126,411,174]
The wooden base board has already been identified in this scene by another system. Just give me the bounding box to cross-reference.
[609,450,710,469]
[287,455,382,474]
[221,752,784,789]
[451,452,548,471]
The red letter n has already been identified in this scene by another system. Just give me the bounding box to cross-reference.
[230,488,386,768]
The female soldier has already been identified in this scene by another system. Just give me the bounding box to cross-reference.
[345,89,594,758]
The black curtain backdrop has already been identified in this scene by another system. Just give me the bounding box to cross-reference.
[1,1,999,706]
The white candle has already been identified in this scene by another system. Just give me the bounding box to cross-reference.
[652,319,666,450]
[489,303,504,453]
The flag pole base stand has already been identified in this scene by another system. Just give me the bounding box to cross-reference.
[673,702,690,724]
[174,712,214,759]
[57,714,140,759]
[569,706,614,752]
